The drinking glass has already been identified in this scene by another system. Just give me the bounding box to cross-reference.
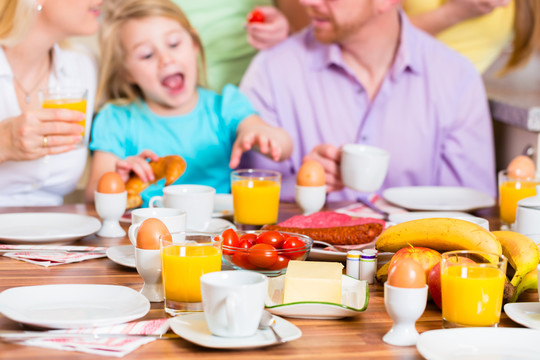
[498,170,540,228]
[40,87,88,147]
[160,232,222,315]
[231,169,281,230]
[441,250,507,328]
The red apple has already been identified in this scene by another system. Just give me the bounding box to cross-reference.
[389,246,441,281]
[428,256,477,310]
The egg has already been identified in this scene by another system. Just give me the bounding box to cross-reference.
[136,218,170,250]
[387,258,426,288]
[97,172,126,193]
[297,160,325,186]
[507,155,536,180]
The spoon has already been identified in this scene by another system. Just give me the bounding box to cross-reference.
[259,310,285,343]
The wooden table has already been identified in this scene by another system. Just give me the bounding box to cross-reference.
[0,203,536,360]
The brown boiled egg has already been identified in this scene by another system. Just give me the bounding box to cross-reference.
[297,160,325,186]
[136,218,170,250]
[507,155,536,180]
[97,172,126,193]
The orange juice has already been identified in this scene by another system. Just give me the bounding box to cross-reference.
[42,98,87,136]
[232,179,280,225]
[161,245,221,303]
[441,265,504,327]
[499,180,539,224]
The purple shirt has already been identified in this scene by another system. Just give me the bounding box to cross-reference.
[239,12,496,202]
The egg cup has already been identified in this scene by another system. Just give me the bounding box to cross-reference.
[383,282,428,346]
[135,248,163,302]
[95,190,127,238]
[295,185,326,215]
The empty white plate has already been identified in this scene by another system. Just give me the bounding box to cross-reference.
[417,328,540,360]
[169,313,301,349]
[0,213,101,244]
[106,245,136,268]
[0,284,150,329]
[504,302,540,329]
[383,186,495,211]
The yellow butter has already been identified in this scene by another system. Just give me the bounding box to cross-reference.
[283,260,343,304]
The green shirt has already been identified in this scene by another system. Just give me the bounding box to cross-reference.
[174,0,272,92]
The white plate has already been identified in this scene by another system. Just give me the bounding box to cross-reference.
[308,239,377,262]
[213,194,233,218]
[169,313,301,349]
[382,186,495,211]
[0,284,150,329]
[106,245,135,268]
[504,302,540,329]
[417,328,540,360]
[203,218,235,233]
[0,213,101,244]
[265,275,368,319]
[388,211,474,224]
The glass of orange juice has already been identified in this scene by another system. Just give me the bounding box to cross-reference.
[231,169,281,230]
[498,170,540,227]
[40,87,87,147]
[160,232,222,315]
[441,250,507,328]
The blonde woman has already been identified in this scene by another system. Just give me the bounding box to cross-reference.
[0,0,100,206]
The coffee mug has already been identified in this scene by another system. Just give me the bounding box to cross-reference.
[128,207,186,246]
[340,144,390,193]
[200,270,268,338]
[149,185,215,231]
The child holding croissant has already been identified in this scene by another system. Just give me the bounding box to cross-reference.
[85,0,292,206]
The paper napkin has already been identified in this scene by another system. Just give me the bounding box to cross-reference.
[21,319,170,357]
[4,251,106,267]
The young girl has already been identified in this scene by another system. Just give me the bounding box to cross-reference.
[85,0,292,206]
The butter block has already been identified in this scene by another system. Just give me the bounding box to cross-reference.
[283,260,343,304]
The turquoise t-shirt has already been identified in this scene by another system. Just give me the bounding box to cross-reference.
[89,85,256,206]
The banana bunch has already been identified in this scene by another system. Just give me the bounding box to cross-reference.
[492,231,539,287]
[510,268,538,302]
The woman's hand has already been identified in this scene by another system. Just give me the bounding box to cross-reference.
[116,150,159,183]
[303,144,344,193]
[246,6,290,50]
[0,108,84,163]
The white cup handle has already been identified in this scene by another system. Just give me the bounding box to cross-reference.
[149,196,163,208]
[225,293,238,334]
[128,224,141,247]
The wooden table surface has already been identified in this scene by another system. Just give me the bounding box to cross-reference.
[0,203,536,360]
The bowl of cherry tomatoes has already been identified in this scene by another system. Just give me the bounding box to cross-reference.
[220,229,313,276]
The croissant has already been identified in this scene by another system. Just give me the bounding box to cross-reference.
[125,155,187,209]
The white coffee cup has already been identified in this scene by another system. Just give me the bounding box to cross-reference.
[516,189,540,235]
[340,144,390,193]
[200,270,268,338]
[149,185,216,231]
[128,207,186,246]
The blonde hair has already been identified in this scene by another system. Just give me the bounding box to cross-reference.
[97,0,206,110]
[0,0,37,46]
[499,0,540,75]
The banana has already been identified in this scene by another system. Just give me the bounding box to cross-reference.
[376,218,502,255]
[509,268,538,303]
[376,262,390,283]
[492,231,539,287]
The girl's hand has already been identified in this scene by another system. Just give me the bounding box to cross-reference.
[116,150,159,183]
[246,6,289,50]
[303,144,344,193]
[0,109,84,163]
[230,131,282,168]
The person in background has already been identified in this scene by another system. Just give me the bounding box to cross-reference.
[173,0,309,92]
[0,0,100,206]
[403,0,540,74]
[85,0,293,207]
[240,0,496,202]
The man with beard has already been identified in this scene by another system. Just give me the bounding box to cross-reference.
[239,0,496,202]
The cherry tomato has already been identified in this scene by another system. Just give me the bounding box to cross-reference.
[247,9,265,23]
[282,236,306,260]
[248,243,278,268]
[256,231,285,249]
[268,255,290,271]
[221,228,239,255]
[232,251,256,270]
[239,233,258,244]
[239,239,253,250]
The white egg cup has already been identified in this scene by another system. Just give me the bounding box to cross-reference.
[135,248,163,302]
[295,185,326,215]
[383,282,428,346]
[95,190,127,238]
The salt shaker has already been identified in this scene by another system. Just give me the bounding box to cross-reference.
[359,249,377,284]
[346,250,361,279]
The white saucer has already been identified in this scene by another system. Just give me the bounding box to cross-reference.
[504,302,540,329]
[106,245,135,268]
[194,218,235,233]
[0,284,150,329]
[213,194,233,218]
[169,313,301,349]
